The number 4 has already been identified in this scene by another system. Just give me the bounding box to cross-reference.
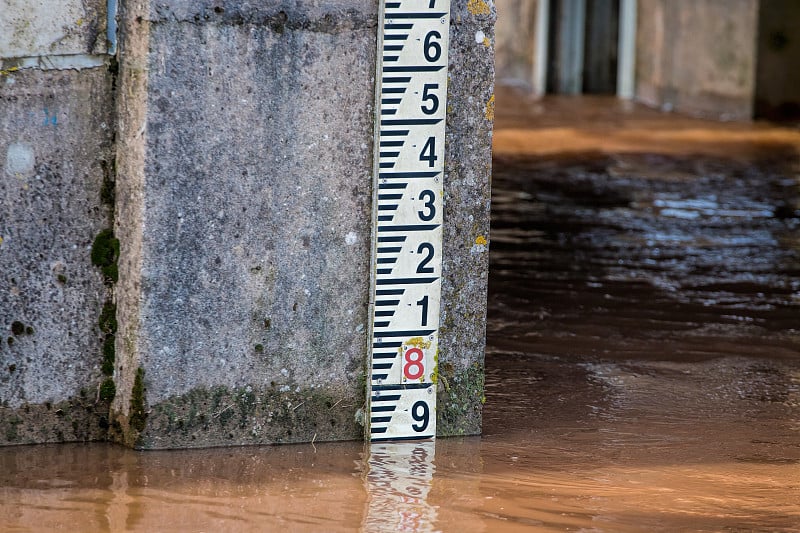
[419,137,437,167]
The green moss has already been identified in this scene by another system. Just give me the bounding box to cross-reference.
[25,326,33,335]
[101,335,115,376]
[57,274,68,284]
[4,416,21,441]
[100,158,116,207]
[436,361,485,436]
[0,391,114,444]
[129,367,147,433]
[136,382,361,448]
[99,301,117,334]
[99,378,116,402]
[254,343,264,353]
[91,228,120,282]
[7,337,13,346]
[10,321,24,336]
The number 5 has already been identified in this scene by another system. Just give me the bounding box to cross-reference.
[421,84,439,115]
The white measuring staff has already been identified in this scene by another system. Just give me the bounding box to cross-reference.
[367,0,451,442]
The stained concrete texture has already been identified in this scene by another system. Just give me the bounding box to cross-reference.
[111,0,494,448]
[0,0,108,59]
[0,67,116,444]
[493,0,538,88]
[636,0,758,120]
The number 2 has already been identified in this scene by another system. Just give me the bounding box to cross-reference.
[416,243,434,273]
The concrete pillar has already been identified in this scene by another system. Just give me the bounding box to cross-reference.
[617,0,637,99]
[533,0,550,96]
[110,0,494,448]
[552,0,586,94]
[0,1,116,444]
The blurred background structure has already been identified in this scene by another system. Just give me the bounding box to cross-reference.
[496,0,800,121]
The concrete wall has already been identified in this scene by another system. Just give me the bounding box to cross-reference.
[495,0,539,88]
[1,2,115,444]
[635,0,759,120]
[0,0,109,59]
[1,0,494,449]
[108,0,494,449]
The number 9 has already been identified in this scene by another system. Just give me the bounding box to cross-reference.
[411,401,429,432]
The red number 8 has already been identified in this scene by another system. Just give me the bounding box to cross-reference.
[403,348,425,380]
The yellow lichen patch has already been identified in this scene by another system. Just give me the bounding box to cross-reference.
[475,235,488,246]
[0,66,19,77]
[467,0,491,15]
[76,18,84,26]
[0,236,3,246]
[404,336,432,350]
[484,94,495,122]
[482,36,491,47]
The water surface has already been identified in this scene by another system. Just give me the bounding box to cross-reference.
[3,96,800,531]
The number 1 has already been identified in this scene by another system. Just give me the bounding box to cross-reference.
[416,295,429,326]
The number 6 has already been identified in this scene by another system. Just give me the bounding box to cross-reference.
[424,31,442,62]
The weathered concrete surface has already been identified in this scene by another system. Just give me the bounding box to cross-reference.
[111,0,494,448]
[440,0,494,436]
[636,0,758,120]
[0,0,108,59]
[494,0,538,88]
[0,66,115,445]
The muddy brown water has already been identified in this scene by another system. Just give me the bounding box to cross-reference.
[3,96,800,531]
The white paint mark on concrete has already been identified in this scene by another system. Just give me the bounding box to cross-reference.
[345,231,358,245]
[470,243,487,254]
[475,30,485,44]
[5,142,34,176]
[11,54,107,72]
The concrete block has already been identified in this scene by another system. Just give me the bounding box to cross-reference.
[636,0,758,120]
[494,0,538,88]
[0,66,115,444]
[439,0,495,436]
[0,0,109,59]
[111,0,494,448]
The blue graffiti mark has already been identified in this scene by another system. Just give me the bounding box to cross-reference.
[42,108,57,126]
[108,0,119,54]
